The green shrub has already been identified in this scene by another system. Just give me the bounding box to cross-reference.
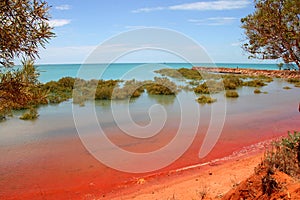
[286,78,300,88]
[177,68,202,80]
[188,80,199,86]
[20,107,39,120]
[194,80,223,94]
[254,89,262,94]
[57,77,75,90]
[283,86,291,90]
[222,76,243,90]
[263,131,300,179]
[194,82,209,94]
[225,90,239,98]
[257,75,273,83]
[94,80,119,100]
[197,95,217,104]
[154,68,183,79]
[111,80,144,100]
[243,79,266,87]
[286,78,300,83]
[146,77,178,95]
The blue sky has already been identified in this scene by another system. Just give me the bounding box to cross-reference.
[37,0,276,64]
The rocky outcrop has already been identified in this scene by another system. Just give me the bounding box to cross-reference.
[192,67,300,79]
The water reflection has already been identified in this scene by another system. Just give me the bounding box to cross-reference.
[147,94,176,106]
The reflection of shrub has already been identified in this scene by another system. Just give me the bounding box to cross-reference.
[225,90,239,98]
[146,77,178,95]
[148,94,176,105]
[197,95,217,104]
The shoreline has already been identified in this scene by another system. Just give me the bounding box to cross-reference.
[107,142,267,200]
[192,66,300,79]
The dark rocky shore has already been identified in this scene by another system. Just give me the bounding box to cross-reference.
[192,66,300,79]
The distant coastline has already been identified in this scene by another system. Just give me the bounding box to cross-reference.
[32,63,296,83]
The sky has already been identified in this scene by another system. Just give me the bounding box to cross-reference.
[37,0,277,64]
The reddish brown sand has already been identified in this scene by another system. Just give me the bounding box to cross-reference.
[107,151,265,200]
[223,166,300,200]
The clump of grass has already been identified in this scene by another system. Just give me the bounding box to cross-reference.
[243,79,266,87]
[20,107,39,120]
[222,76,243,90]
[194,80,223,94]
[295,83,300,87]
[257,75,273,83]
[111,79,144,100]
[286,78,300,84]
[225,90,239,98]
[177,68,203,80]
[154,68,183,79]
[263,131,300,179]
[254,88,262,94]
[197,186,208,200]
[188,80,199,86]
[261,169,279,196]
[197,95,217,104]
[145,77,178,95]
[285,78,300,88]
[283,86,291,90]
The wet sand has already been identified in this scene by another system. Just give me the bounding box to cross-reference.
[0,79,299,199]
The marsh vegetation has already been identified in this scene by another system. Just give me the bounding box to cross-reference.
[2,65,298,120]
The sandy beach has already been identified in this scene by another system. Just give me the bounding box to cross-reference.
[107,150,265,200]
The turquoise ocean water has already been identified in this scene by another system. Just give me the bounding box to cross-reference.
[36,63,281,83]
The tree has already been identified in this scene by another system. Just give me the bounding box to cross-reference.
[0,0,54,119]
[0,60,48,119]
[0,0,54,67]
[241,0,300,70]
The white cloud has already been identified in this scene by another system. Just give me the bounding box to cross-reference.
[132,0,250,13]
[55,4,71,10]
[125,25,151,29]
[132,7,164,13]
[170,0,250,11]
[49,19,71,27]
[189,17,237,26]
